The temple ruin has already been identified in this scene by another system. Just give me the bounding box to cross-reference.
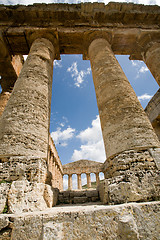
[0,2,160,239]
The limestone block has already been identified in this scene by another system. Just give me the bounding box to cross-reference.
[8,201,160,240]
[0,183,10,213]
[43,222,63,240]
[101,170,160,204]
[86,190,98,197]
[0,216,9,231]
[44,185,54,208]
[52,188,59,206]
[11,215,43,240]
[74,196,88,204]
[8,180,47,213]
[118,214,139,240]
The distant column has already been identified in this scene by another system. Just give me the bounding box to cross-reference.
[86,173,91,188]
[96,172,100,187]
[68,174,72,190]
[77,174,82,190]
[143,43,160,86]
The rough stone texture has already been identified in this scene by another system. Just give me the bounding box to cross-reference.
[0,202,159,240]
[0,156,47,183]
[101,148,160,204]
[145,88,160,141]
[0,3,160,61]
[0,38,55,159]
[58,189,99,204]
[48,135,63,191]
[0,183,10,213]
[89,38,160,159]
[0,92,11,118]
[8,180,48,213]
[144,43,160,86]
[0,216,9,231]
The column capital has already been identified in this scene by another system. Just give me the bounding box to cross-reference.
[83,31,112,60]
[26,30,60,60]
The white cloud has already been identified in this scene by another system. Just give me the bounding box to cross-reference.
[2,0,160,6]
[131,60,149,78]
[138,93,153,101]
[71,115,106,162]
[139,66,149,73]
[67,62,91,87]
[54,60,62,68]
[51,127,75,147]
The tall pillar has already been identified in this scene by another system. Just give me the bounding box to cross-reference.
[88,38,160,204]
[0,38,55,183]
[143,43,160,86]
[88,38,159,160]
[68,174,72,190]
[77,174,82,190]
[86,173,91,188]
[95,173,100,187]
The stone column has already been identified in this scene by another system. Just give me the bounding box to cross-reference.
[68,174,72,190]
[143,43,160,86]
[77,174,82,190]
[88,38,160,204]
[0,38,55,183]
[86,173,91,188]
[96,173,100,187]
[88,38,159,160]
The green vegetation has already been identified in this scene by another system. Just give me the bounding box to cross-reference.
[82,180,103,189]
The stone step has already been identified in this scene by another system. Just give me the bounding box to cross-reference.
[58,189,100,204]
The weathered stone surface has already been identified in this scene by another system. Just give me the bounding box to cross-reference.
[0,92,11,118]
[74,196,88,204]
[0,38,55,158]
[0,201,158,240]
[0,216,9,231]
[59,190,100,204]
[99,169,160,205]
[103,148,159,178]
[0,183,10,213]
[145,89,160,141]
[8,180,48,213]
[0,156,47,183]
[89,38,160,159]
[44,185,54,208]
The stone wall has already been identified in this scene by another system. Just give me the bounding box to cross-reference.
[0,202,159,240]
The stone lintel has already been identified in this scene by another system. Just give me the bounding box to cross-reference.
[0,2,160,60]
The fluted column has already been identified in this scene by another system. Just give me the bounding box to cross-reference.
[96,172,100,187]
[86,173,91,188]
[0,38,55,158]
[88,38,160,159]
[143,43,160,86]
[77,174,82,190]
[68,174,72,190]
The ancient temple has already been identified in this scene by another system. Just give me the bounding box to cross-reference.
[0,2,160,239]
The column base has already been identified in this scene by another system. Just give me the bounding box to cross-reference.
[0,156,47,183]
[100,148,160,204]
[0,156,59,213]
[0,180,59,214]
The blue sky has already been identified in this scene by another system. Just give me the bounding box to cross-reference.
[1,0,159,188]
